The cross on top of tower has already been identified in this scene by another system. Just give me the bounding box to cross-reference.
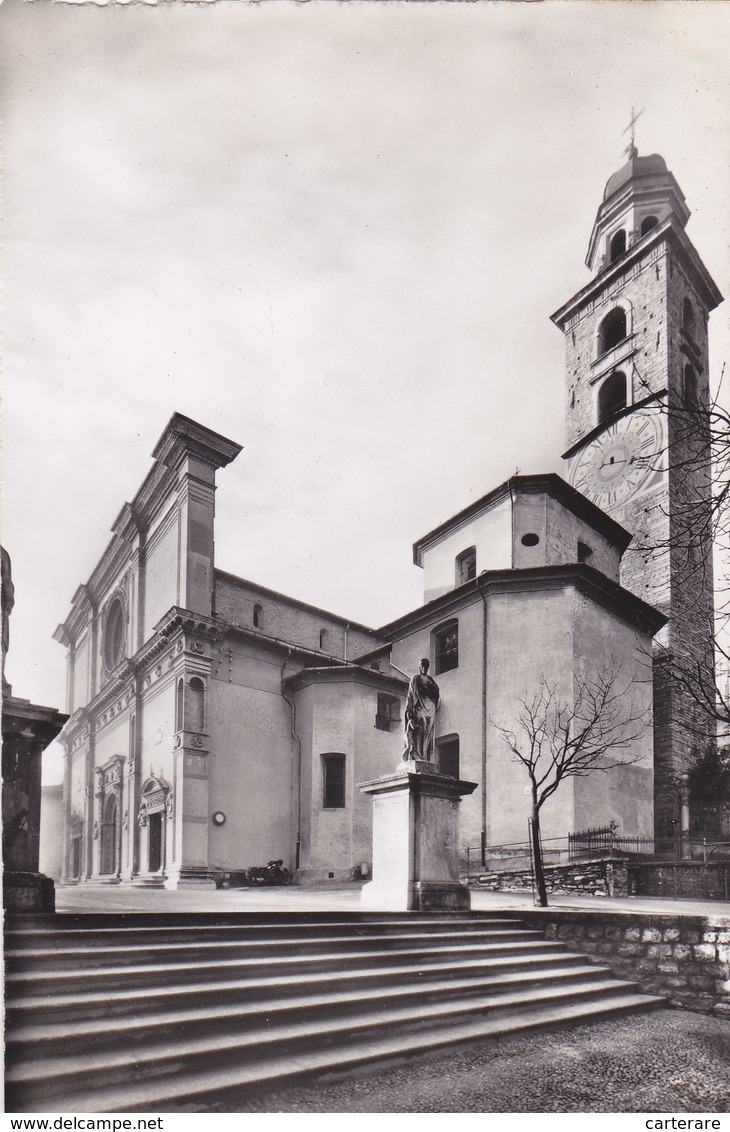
[622,106,644,159]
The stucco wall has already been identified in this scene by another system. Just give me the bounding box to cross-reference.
[419,500,512,604]
[571,592,654,837]
[39,786,64,880]
[389,595,484,846]
[69,751,86,828]
[512,494,621,581]
[72,632,91,714]
[144,509,180,641]
[485,586,577,849]
[294,674,403,879]
[207,640,297,871]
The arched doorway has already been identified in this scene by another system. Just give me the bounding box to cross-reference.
[138,776,172,881]
[100,792,118,875]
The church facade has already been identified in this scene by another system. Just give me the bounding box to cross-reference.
[53,149,720,887]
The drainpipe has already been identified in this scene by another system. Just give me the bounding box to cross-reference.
[344,622,350,663]
[281,650,303,871]
[479,576,489,865]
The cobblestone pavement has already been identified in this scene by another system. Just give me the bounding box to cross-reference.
[201,1009,730,1114]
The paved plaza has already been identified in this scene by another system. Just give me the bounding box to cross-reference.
[54,881,729,918]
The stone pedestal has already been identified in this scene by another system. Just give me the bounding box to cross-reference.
[2,694,68,913]
[359,761,477,912]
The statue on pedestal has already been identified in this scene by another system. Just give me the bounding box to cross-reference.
[403,659,440,762]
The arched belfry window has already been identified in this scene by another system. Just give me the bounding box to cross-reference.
[598,308,628,356]
[609,229,626,263]
[455,547,477,586]
[319,628,328,650]
[253,603,263,629]
[641,215,658,237]
[433,620,459,675]
[598,371,627,424]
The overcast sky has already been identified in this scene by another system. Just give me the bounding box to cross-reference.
[2,0,729,784]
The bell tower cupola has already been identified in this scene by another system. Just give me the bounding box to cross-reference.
[586,148,690,276]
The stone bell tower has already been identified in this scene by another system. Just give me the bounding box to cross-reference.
[550,145,723,837]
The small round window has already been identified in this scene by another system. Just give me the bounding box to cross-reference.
[521,533,540,547]
[104,597,125,671]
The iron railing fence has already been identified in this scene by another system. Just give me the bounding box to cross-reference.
[464,831,730,878]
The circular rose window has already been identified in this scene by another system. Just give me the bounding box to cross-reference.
[103,596,126,671]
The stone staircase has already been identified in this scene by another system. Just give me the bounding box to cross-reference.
[4,911,663,1113]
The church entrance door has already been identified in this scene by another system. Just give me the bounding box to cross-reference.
[100,793,118,875]
[148,812,163,873]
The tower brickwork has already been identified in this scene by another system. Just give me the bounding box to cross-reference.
[551,150,722,834]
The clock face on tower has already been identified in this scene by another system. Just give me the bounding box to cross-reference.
[569,409,665,510]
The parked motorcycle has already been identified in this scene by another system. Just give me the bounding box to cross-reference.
[249,859,292,886]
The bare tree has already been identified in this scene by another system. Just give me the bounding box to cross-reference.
[633,369,730,734]
[668,381,730,734]
[493,665,650,906]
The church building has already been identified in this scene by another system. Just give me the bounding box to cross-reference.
[52,148,720,887]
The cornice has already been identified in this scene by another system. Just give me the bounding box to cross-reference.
[377,563,666,640]
[56,414,243,637]
[586,170,689,268]
[1,697,68,747]
[151,413,242,471]
[284,665,407,696]
[552,220,723,330]
[412,473,632,564]
[214,569,379,637]
[153,606,224,642]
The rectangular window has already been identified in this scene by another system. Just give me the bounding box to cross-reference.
[436,736,460,778]
[375,693,401,732]
[434,622,459,675]
[322,753,346,809]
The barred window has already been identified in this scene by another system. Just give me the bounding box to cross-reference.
[433,620,458,675]
[456,547,477,586]
[436,734,460,778]
[375,694,400,732]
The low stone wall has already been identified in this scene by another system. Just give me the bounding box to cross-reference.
[516,909,730,1016]
[471,857,628,898]
[628,861,730,902]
